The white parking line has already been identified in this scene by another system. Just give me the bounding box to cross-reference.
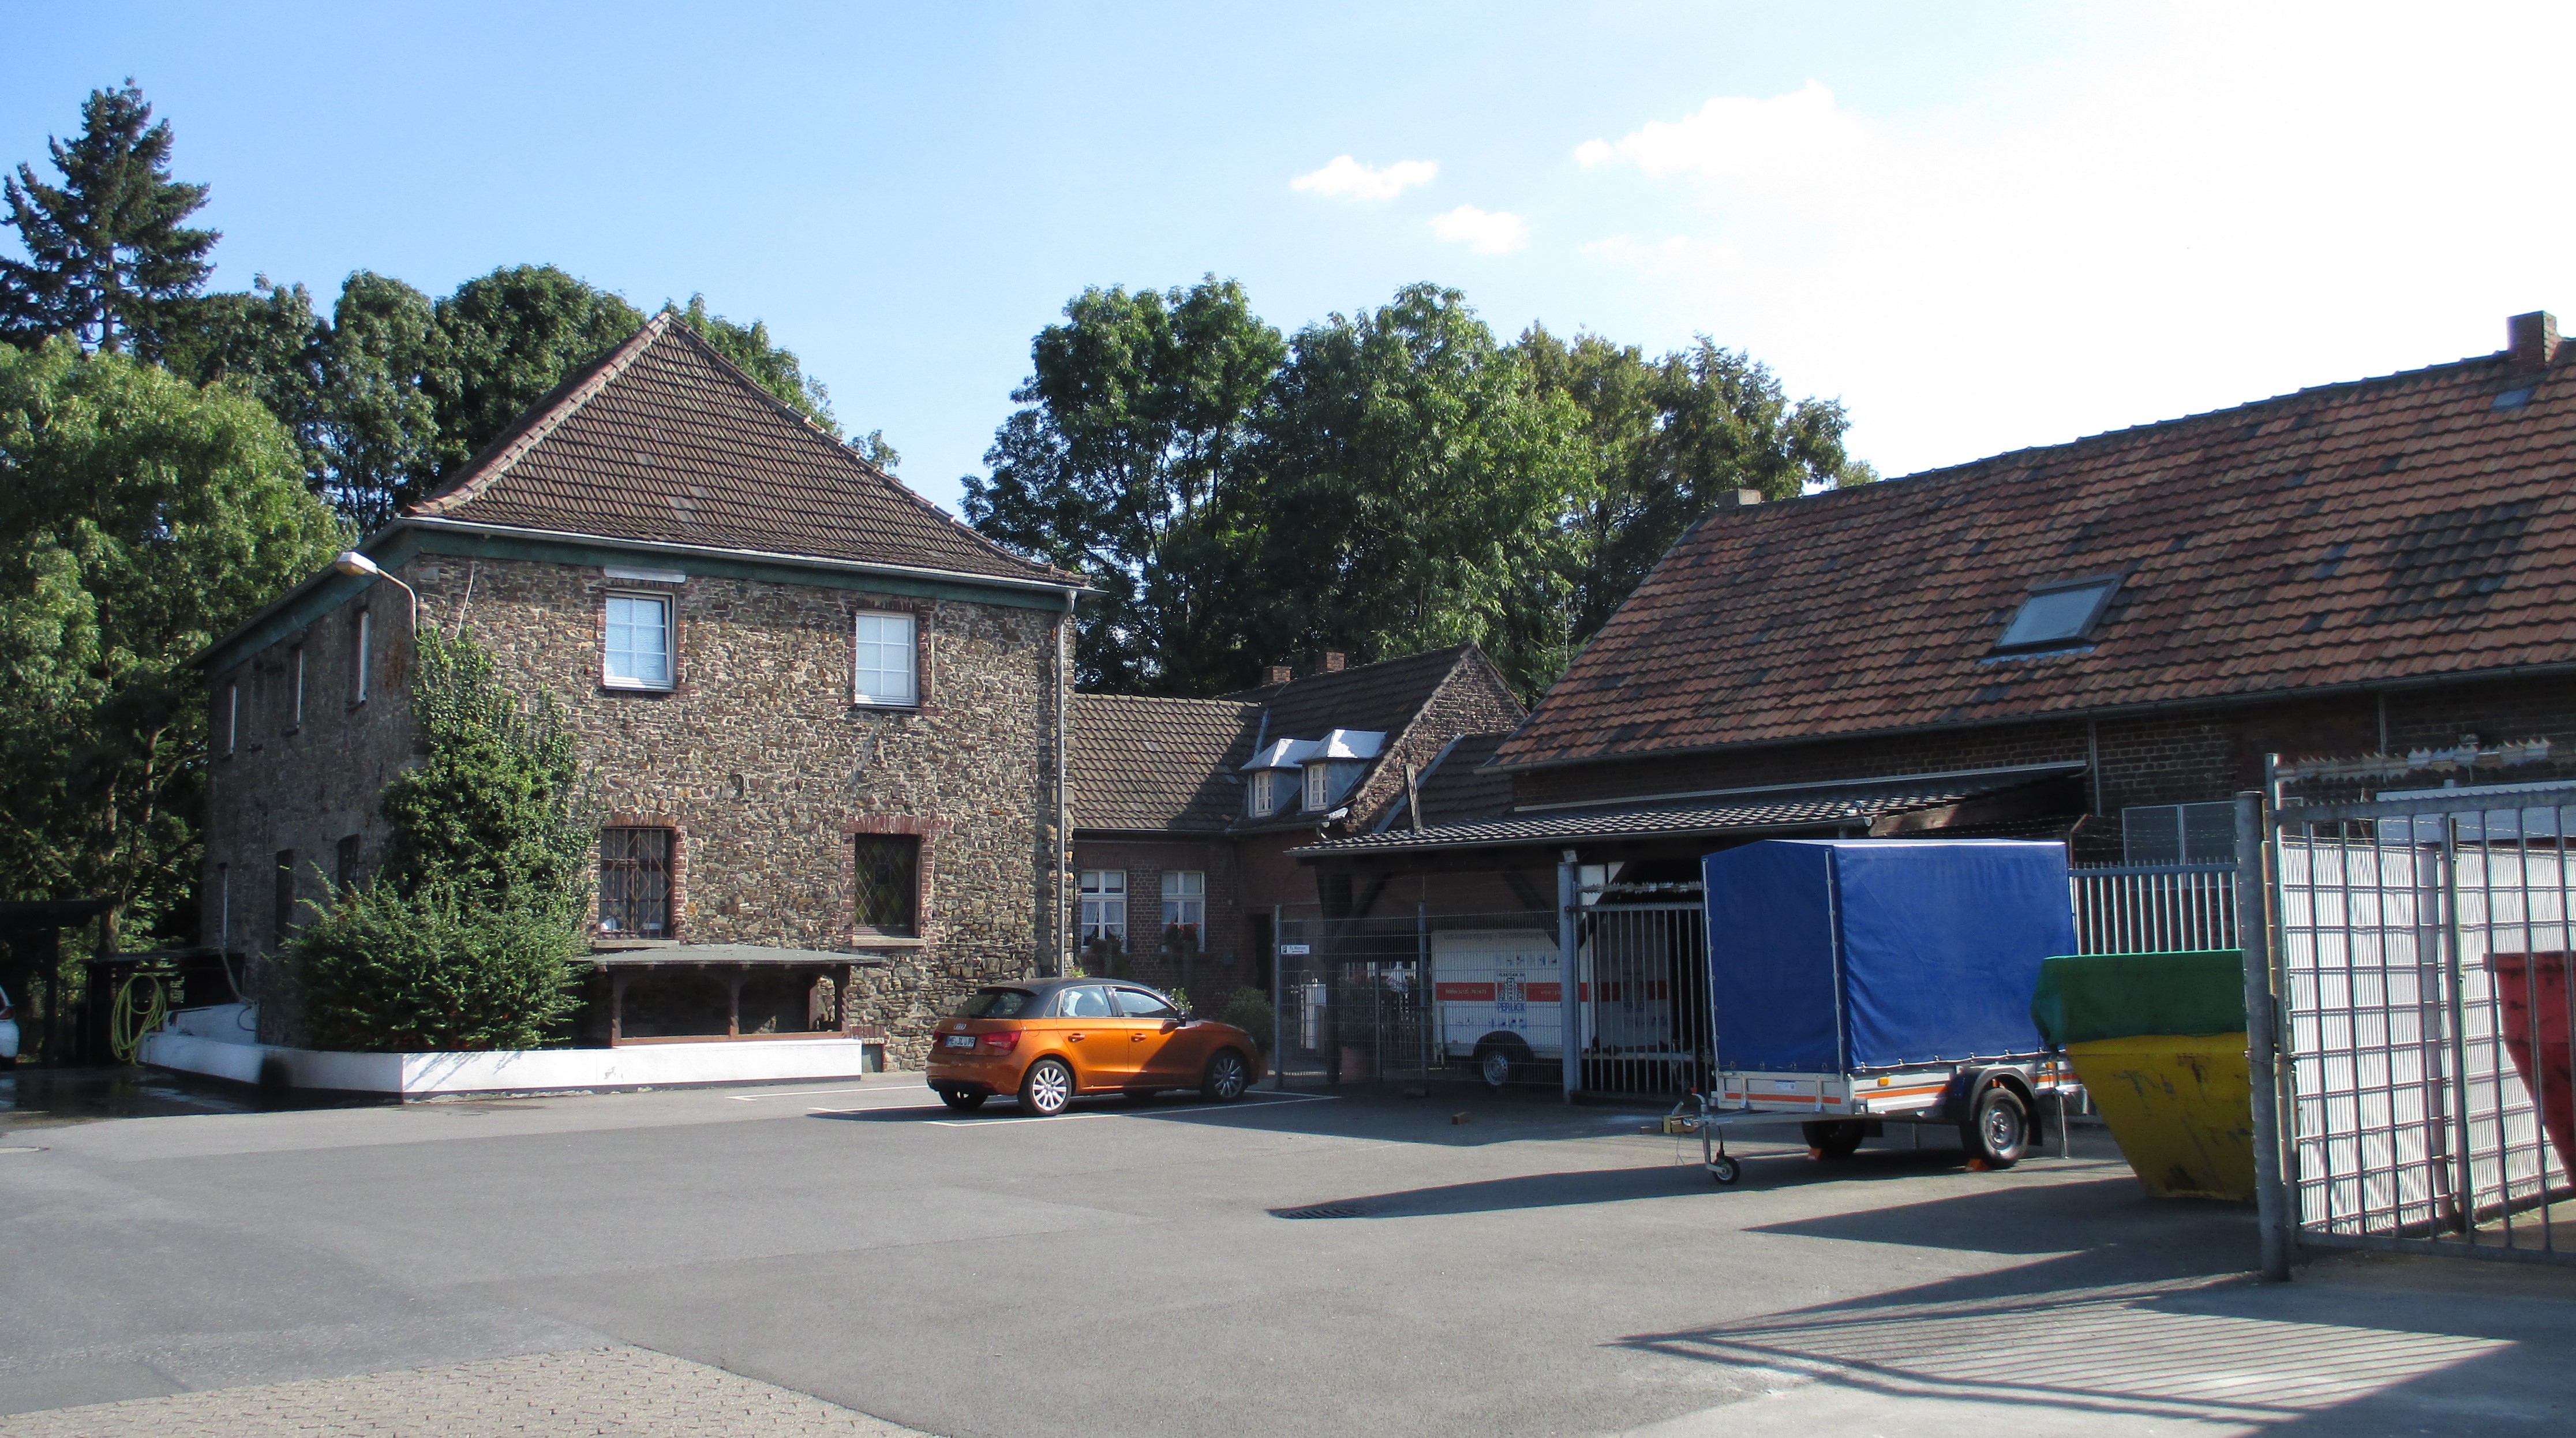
[725,1087,882,1102]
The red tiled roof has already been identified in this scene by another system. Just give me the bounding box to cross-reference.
[1497,337,2576,771]
[409,315,1077,587]
[1071,694,1261,833]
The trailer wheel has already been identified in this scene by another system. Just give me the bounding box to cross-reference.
[1708,1155,1741,1185]
[1800,1119,1866,1159]
[1962,1084,2030,1168]
[1473,1035,1532,1092]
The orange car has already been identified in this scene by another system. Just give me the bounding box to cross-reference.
[926,979,1265,1115]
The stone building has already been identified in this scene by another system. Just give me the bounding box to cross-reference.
[1068,645,1525,999]
[199,316,1086,1063]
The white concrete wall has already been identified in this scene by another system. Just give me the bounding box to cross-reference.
[140,1032,886,1097]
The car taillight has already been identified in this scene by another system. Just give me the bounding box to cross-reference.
[983,1031,1020,1053]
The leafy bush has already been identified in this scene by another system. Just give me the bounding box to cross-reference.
[1218,986,1276,1050]
[287,881,584,1052]
[284,627,593,1051]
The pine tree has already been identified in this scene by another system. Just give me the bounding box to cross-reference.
[0,81,219,356]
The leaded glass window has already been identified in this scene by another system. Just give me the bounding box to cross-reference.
[600,827,672,937]
[853,834,919,935]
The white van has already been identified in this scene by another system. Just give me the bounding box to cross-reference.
[1431,929,1563,1088]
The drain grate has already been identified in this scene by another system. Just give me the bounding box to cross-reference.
[1271,1203,1371,1220]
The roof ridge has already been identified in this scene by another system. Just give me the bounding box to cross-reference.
[411,312,675,518]
[1077,691,1261,709]
[654,320,1080,585]
[1880,347,2513,492]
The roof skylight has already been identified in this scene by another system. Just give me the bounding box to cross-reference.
[1994,575,2122,651]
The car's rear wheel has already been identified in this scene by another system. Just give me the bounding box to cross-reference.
[1020,1058,1074,1116]
[938,1088,987,1113]
[1201,1048,1249,1103]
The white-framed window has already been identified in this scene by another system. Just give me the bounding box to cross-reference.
[853,611,918,706]
[1079,869,1126,946]
[1161,871,1204,947]
[221,681,238,756]
[351,608,371,705]
[1249,770,1283,816]
[604,594,675,689]
[1302,761,1364,812]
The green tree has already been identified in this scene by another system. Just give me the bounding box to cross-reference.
[284,627,593,1052]
[966,276,1285,691]
[0,82,218,357]
[1519,326,1874,644]
[426,264,647,474]
[0,340,345,954]
[1245,284,1592,697]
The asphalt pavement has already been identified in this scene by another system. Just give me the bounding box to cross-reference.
[2,1074,2571,1437]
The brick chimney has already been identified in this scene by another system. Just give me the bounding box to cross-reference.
[1264,662,1294,685]
[1713,488,1763,508]
[1320,651,1346,672]
[2509,310,2559,369]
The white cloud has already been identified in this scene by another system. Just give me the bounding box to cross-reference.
[1291,155,1437,201]
[1431,204,1528,254]
[1565,7,2576,482]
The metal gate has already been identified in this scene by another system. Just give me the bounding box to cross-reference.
[1575,900,1709,1096]
[2267,783,2576,1264]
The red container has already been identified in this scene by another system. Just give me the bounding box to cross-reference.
[2487,952,2576,1176]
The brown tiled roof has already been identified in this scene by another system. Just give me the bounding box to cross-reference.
[1223,644,1497,738]
[1071,694,1260,833]
[1406,732,1514,829]
[409,315,1077,587]
[1497,336,2576,771]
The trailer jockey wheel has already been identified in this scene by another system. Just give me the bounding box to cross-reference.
[1708,1154,1741,1185]
[1962,1085,2031,1169]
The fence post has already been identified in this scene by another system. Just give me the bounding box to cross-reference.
[1271,904,1285,1091]
[1559,851,1579,1103]
[1417,903,1431,1080]
[2237,790,2292,1280]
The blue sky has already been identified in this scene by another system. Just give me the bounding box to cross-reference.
[8,3,2572,516]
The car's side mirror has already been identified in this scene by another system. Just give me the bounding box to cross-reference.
[1162,1017,1185,1032]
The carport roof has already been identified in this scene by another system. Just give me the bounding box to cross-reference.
[1290,762,2084,856]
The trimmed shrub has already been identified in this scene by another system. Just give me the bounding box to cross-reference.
[1218,986,1276,1050]
[287,881,584,1052]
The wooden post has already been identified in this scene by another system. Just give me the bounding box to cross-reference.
[609,971,630,1047]
[725,967,744,1039]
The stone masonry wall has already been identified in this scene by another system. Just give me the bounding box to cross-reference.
[205,548,1069,1065]
[201,584,420,1042]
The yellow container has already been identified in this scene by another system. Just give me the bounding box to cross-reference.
[2067,1033,2256,1201]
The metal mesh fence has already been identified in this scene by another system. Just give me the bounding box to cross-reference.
[2272,788,2576,1262]
[1264,898,1709,1098]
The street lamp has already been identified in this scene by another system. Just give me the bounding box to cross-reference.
[332,551,418,633]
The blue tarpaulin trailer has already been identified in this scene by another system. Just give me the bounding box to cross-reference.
[1687,839,2082,1185]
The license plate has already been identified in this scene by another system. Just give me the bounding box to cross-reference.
[942,1034,977,1050]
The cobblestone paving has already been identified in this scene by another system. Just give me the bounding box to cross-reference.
[0,1346,936,1438]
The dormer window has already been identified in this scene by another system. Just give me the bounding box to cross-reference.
[1994,574,2122,653]
[1249,769,1285,816]
[1303,760,1365,811]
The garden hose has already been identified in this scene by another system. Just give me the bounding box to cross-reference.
[109,969,171,1064]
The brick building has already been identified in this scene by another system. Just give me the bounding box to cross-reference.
[199,316,1086,1062]
[1068,645,1525,999]
[1303,309,2576,893]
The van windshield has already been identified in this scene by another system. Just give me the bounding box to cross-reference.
[954,987,1037,1019]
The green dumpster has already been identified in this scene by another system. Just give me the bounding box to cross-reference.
[2033,950,2254,1201]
